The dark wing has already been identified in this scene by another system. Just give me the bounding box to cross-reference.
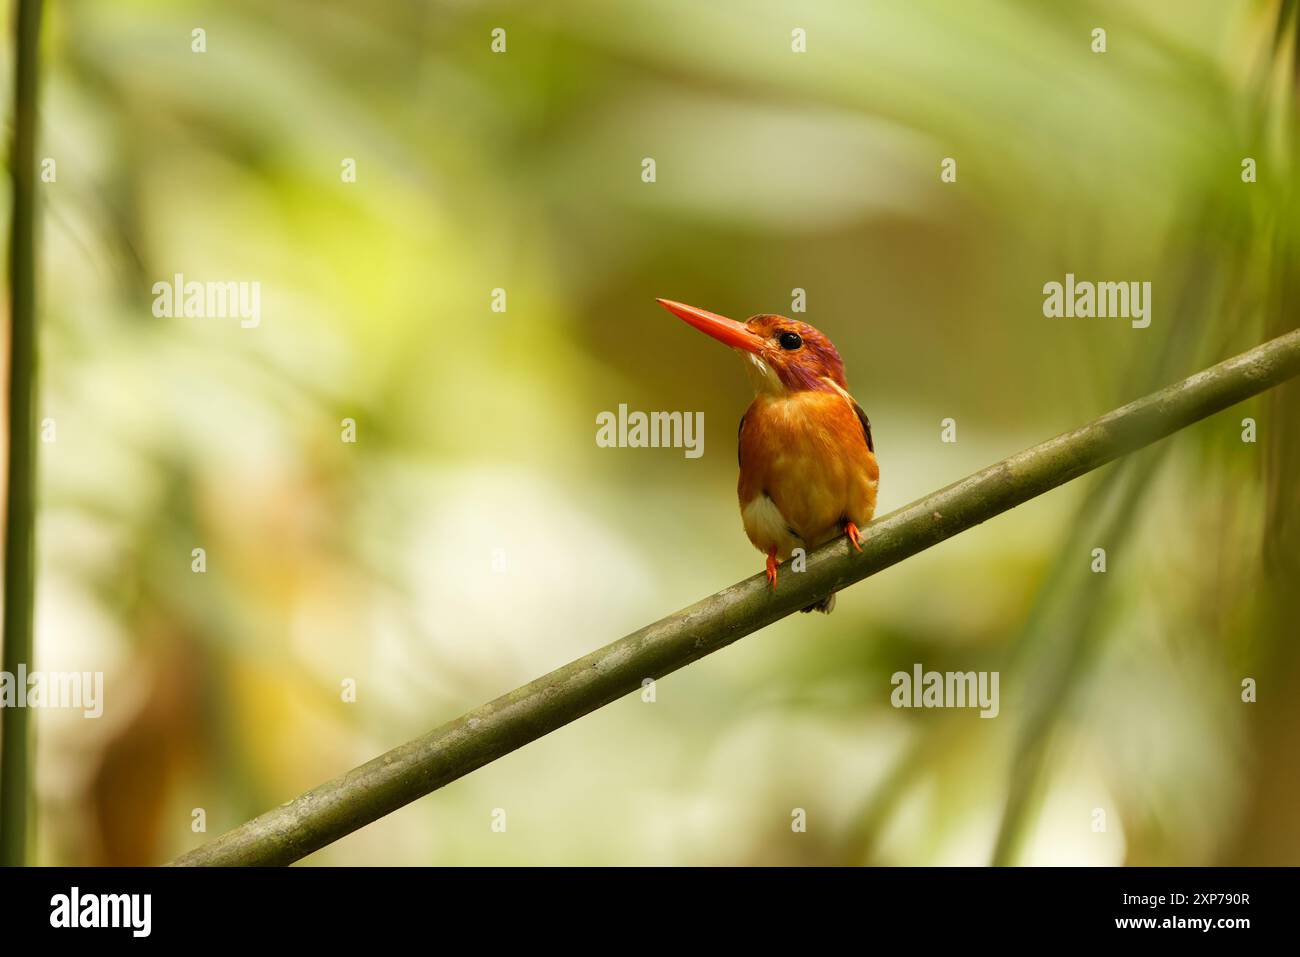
[737,412,746,467]
[851,399,874,453]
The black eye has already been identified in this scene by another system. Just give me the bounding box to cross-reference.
[778,331,802,350]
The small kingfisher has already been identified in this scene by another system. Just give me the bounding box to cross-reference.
[657,299,878,613]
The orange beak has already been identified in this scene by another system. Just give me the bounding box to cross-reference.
[656,299,764,355]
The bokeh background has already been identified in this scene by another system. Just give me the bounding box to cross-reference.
[5,0,1298,864]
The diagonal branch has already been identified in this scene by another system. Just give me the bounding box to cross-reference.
[173,327,1300,866]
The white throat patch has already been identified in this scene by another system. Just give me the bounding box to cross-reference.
[742,352,783,394]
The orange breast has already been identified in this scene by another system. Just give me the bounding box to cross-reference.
[737,391,878,560]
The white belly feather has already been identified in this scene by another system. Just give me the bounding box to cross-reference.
[740,493,804,561]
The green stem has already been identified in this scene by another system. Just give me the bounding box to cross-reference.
[0,0,44,868]
[173,327,1300,866]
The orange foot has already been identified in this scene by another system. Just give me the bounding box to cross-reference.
[845,522,863,552]
[765,551,778,590]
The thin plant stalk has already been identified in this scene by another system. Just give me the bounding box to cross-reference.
[0,0,45,868]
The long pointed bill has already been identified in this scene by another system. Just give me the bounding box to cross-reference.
[656,298,764,354]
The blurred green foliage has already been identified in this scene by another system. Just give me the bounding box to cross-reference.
[6,0,1297,864]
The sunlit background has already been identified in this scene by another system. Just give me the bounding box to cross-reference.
[6,0,1298,864]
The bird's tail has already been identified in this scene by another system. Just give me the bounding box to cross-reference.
[801,592,836,614]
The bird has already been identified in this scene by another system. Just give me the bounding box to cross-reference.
[656,298,878,613]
